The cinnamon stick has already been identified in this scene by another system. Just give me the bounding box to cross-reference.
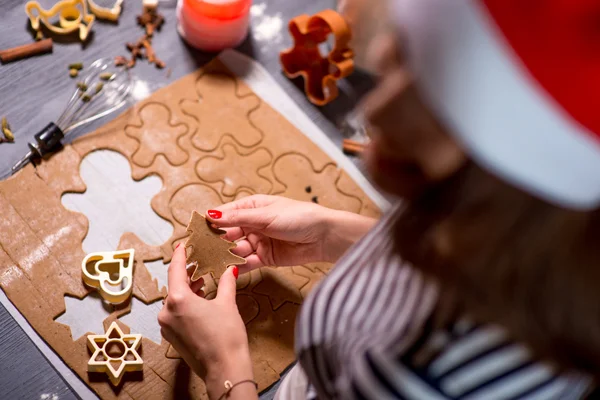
[0,39,53,64]
[342,139,366,155]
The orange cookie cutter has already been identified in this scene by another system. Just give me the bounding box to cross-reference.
[280,10,354,106]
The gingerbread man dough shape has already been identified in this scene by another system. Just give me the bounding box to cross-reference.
[125,102,189,167]
[180,72,262,152]
[196,144,272,197]
[272,153,362,213]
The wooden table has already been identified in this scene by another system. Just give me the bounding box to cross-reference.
[0,0,373,398]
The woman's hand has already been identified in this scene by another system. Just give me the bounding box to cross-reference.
[158,245,257,400]
[206,195,377,272]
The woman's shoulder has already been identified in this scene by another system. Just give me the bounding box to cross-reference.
[296,205,593,399]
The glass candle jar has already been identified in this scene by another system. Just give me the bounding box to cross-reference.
[177,0,252,52]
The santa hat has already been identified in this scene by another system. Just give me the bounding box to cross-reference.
[390,0,600,210]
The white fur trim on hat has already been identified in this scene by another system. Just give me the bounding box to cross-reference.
[390,0,600,210]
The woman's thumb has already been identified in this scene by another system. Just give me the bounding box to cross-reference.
[216,266,239,303]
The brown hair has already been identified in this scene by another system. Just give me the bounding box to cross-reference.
[393,160,600,377]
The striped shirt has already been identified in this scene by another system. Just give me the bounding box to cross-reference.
[296,205,593,399]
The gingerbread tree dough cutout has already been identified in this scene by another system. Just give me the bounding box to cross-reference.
[196,144,273,197]
[185,211,246,282]
[180,72,262,152]
[125,102,189,167]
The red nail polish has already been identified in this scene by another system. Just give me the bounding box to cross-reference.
[176,243,181,250]
[207,209,222,219]
[232,266,239,279]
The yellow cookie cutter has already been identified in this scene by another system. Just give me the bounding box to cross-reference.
[25,0,95,41]
[87,321,143,386]
[88,0,123,21]
[82,249,135,304]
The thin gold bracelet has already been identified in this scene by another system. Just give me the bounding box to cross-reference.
[217,379,258,400]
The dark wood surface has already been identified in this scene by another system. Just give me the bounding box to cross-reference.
[0,0,373,398]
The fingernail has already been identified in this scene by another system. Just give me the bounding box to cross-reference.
[176,243,181,250]
[232,266,239,280]
[207,209,222,219]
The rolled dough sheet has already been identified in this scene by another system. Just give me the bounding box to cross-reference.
[0,50,386,399]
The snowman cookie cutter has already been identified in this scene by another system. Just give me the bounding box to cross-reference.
[82,249,135,304]
[88,0,123,21]
[25,0,95,41]
[280,10,354,106]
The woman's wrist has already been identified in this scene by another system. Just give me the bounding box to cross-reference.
[205,350,256,400]
[322,209,377,263]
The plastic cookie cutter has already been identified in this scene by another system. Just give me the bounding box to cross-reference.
[88,0,123,21]
[280,9,354,106]
[25,0,95,42]
[82,249,135,304]
[87,321,143,386]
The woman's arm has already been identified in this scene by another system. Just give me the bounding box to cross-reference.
[204,353,256,400]
[206,195,378,270]
[322,209,378,262]
[158,246,258,400]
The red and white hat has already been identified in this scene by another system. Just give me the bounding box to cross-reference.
[390,0,600,210]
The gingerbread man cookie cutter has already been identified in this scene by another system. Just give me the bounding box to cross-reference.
[88,0,123,21]
[280,10,354,106]
[82,249,135,304]
[25,0,95,41]
[87,321,143,386]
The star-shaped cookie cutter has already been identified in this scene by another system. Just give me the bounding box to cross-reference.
[87,321,143,386]
[280,10,354,106]
[82,249,135,304]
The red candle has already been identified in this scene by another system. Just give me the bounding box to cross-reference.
[177,0,252,52]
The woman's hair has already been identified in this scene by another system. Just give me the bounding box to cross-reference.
[393,161,600,377]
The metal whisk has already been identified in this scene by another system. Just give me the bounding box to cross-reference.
[11,58,132,175]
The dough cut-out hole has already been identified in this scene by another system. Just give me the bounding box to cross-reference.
[61,150,173,254]
[54,292,112,340]
[105,340,126,359]
[144,259,170,292]
[118,298,164,344]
